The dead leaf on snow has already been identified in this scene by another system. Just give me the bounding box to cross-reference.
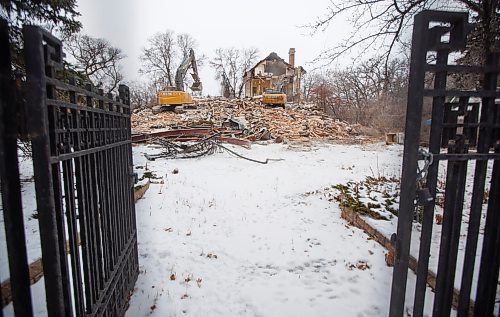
[356,261,370,270]
[385,250,395,267]
[346,260,371,270]
[435,214,443,225]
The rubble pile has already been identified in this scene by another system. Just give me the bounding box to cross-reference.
[132,98,356,142]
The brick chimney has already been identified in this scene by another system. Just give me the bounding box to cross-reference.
[288,48,295,68]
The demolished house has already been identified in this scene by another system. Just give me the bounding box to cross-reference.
[243,48,306,102]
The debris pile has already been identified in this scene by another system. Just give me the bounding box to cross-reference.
[132,98,356,142]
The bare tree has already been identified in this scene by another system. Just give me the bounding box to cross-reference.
[310,74,339,113]
[140,31,203,90]
[210,47,258,98]
[301,71,317,101]
[65,33,125,93]
[128,81,158,110]
[308,56,408,130]
[177,33,197,58]
[140,31,177,87]
[307,0,499,70]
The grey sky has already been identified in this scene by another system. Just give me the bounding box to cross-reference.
[75,0,351,95]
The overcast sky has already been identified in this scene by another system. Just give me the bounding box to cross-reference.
[75,0,353,95]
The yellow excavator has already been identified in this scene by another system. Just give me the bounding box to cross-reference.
[156,49,202,111]
[261,87,286,109]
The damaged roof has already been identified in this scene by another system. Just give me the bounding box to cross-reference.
[244,52,292,78]
[264,52,284,61]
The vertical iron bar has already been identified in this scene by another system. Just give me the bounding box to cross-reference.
[75,153,94,311]
[85,86,105,295]
[98,146,108,278]
[125,144,133,237]
[90,151,105,290]
[23,25,67,317]
[433,153,458,316]
[49,96,73,316]
[0,18,34,317]
[433,136,469,316]
[389,12,428,317]
[457,53,498,316]
[69,78,94,314]
[105,147,117,266]
[111,145,121,258]
[117,144,126,249]
[474,52,500,317]
[474,151,500,316]
[52,161,73,316]
[115,144,124,252]
[99,146,112,279]
[84,152,99,307]
[412,48,448,317]
[62,158,85,316]
[82,153,94,310]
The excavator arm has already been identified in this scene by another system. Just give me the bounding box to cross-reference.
[174,49,203,92]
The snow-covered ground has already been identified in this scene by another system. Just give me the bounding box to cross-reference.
[0,156,41,280]
[334,156,495,300]
[126,142,435,317]
[4,141,495,316]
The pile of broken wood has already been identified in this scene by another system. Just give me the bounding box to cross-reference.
[131,97,356,143]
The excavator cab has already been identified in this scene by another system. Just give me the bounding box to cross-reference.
[262,88,287,108]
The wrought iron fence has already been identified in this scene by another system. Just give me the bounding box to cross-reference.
[389,10,500,317]
[1,19,138,317]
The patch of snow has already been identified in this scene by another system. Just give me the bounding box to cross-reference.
[126,143,434,316]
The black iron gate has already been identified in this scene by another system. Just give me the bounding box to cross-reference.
[389,10,499,317]
[1,20,138,316]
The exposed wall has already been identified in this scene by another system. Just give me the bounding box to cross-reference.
[264,60,287,76]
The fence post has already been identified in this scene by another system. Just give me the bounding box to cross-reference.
[0,18,34,316]
[23,25,68,317]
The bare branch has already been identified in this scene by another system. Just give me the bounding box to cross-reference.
[305,0,483,71]
[64,33,125,93]
[210,47,258,98]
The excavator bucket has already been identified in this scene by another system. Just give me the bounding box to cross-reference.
[191,81,202,91]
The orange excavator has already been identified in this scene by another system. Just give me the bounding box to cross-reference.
[156,49,202,111]
[261,81,286,108]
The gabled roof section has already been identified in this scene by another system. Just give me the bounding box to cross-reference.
[244,52,292,78]
[264,52,284,61]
